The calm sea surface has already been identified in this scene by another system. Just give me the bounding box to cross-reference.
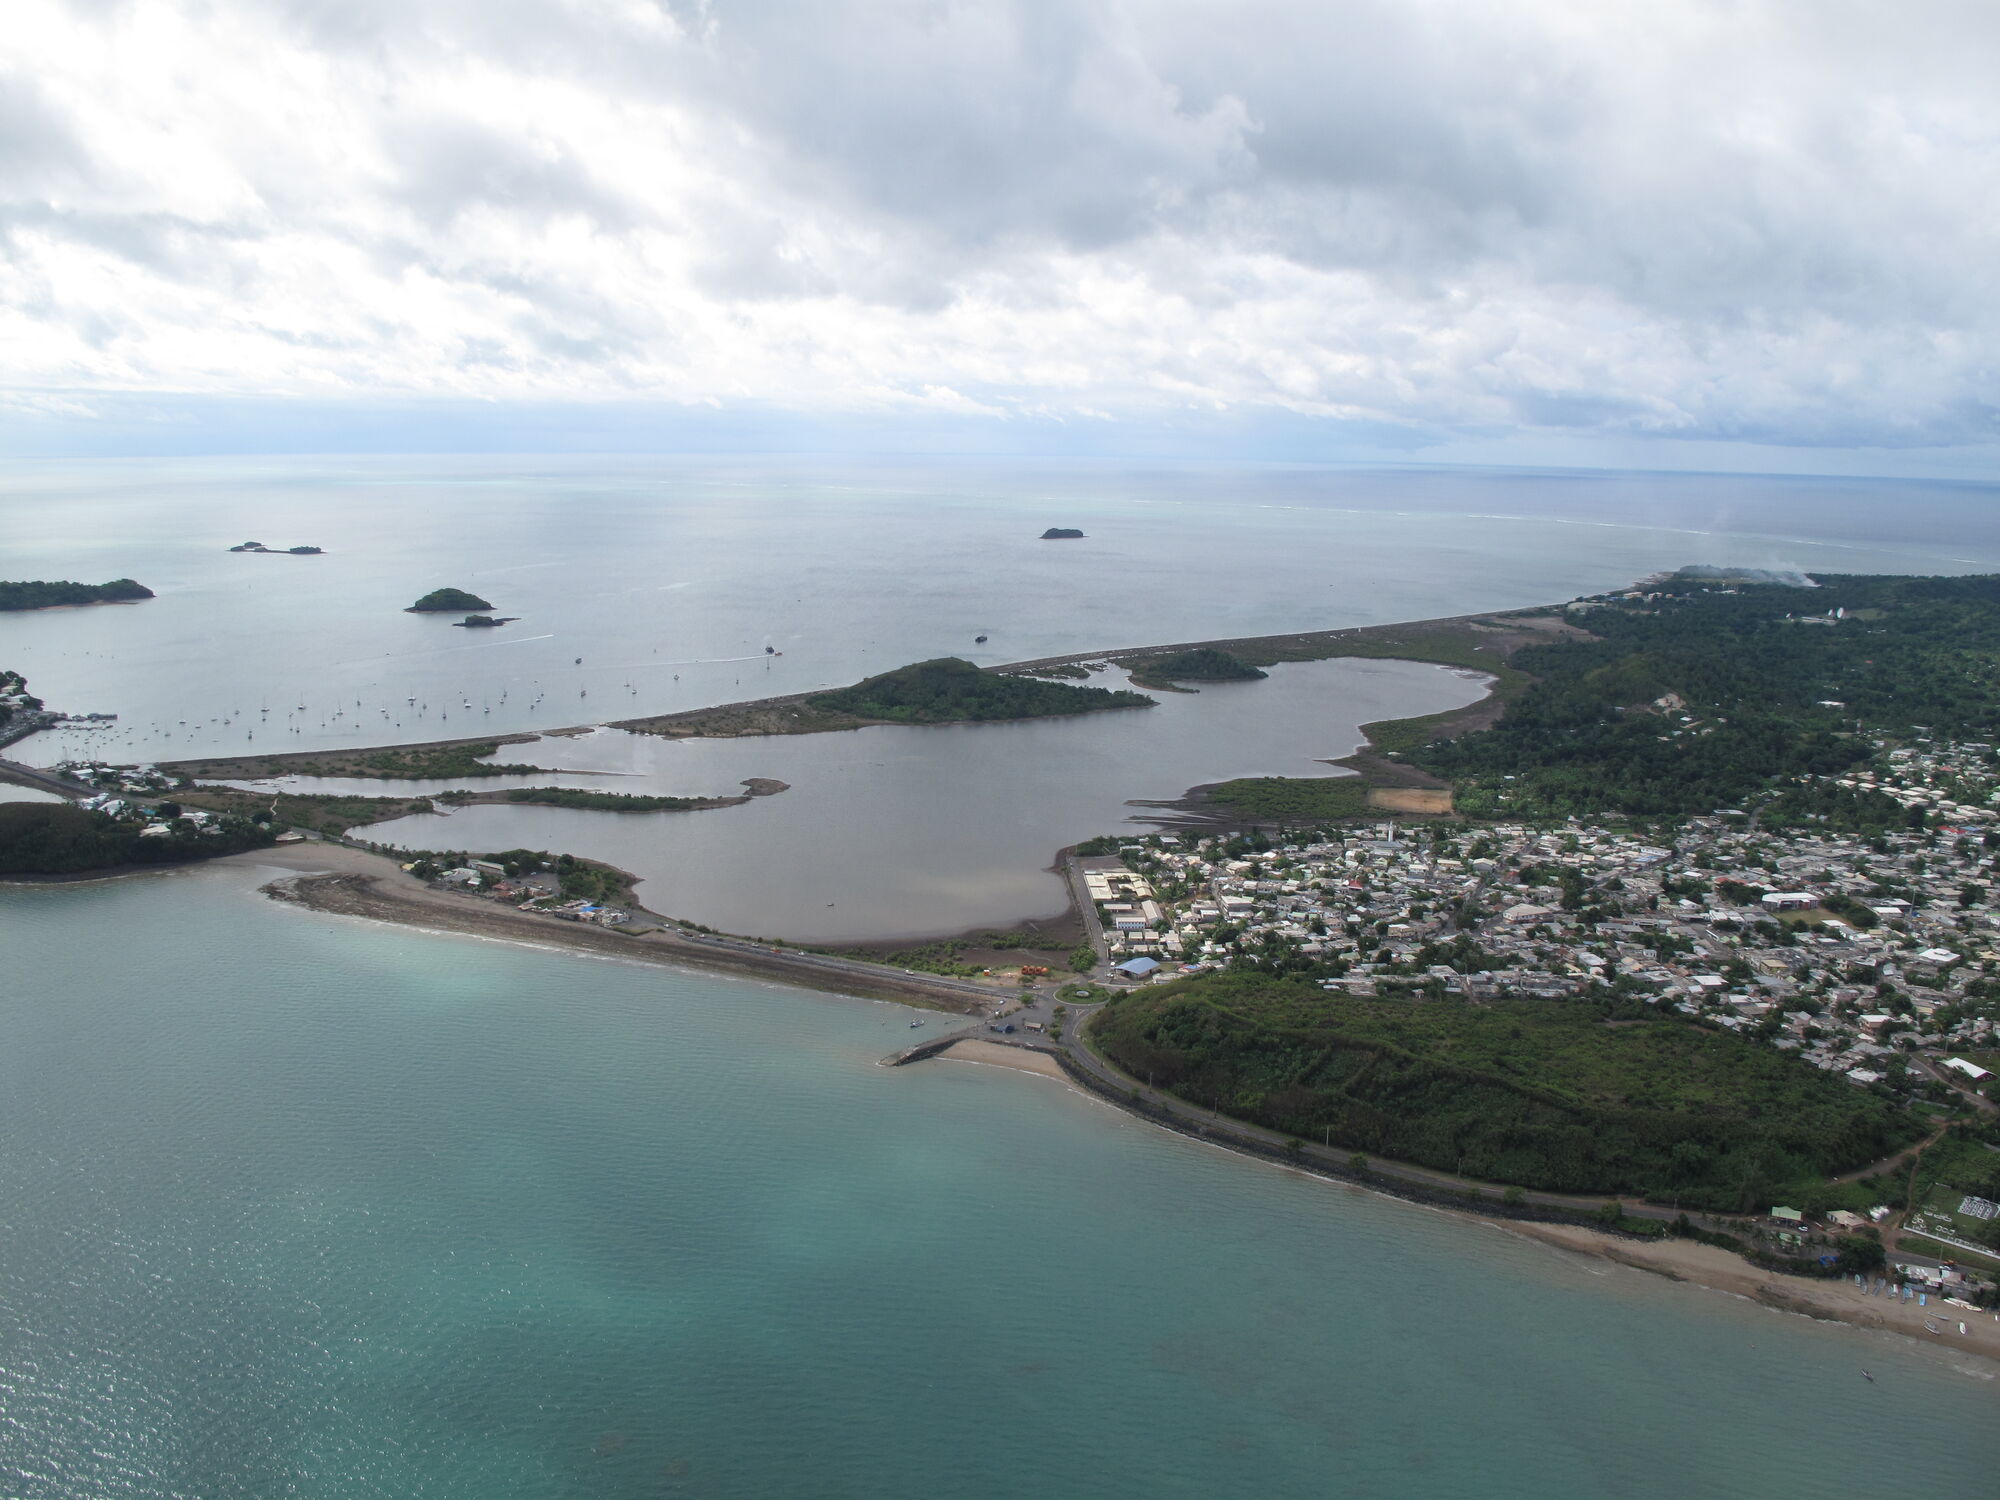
[8,456,1998,768]
[6,459,1999,1493]
[3,867,1995,1499]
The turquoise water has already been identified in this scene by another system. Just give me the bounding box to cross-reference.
[4,867,1994,1498]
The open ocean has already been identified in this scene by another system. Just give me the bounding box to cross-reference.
[5,458,1998,1494]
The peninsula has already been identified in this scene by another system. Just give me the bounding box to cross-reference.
[0,578,154,611]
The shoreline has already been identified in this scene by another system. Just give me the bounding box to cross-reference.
[1496,1220,2000,1365]
[23,836,1995,1369]
[919,1022,2000,1367]
[1037,1034,2000,1368]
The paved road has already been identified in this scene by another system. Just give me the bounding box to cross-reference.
[0,757,88,799]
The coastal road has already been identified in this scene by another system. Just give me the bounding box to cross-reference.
[0,757,88,799]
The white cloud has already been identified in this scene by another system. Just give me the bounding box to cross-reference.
[1,0,1996,449]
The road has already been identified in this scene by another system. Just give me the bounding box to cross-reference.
[0,756,89,799]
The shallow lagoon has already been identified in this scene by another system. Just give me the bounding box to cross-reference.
[346,657,1483,941]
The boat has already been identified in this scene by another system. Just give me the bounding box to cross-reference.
[909,1018,925,1028]
[975,634,988,643]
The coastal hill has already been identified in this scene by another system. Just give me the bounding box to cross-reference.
[1091,970,1922,1211]
[808,656,1152,725]
[408,587,494,613]
[0,579,154,611]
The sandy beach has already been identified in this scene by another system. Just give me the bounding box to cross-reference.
[1502,1220,2000,1366]
[939,1037,1068,1079]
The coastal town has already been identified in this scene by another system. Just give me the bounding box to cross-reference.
[1070,737,2000,1301]
[1088,742,2000,1099]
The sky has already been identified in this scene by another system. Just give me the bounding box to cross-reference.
[3,0,1998,472]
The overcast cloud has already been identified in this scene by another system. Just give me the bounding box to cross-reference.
[3,0,1997,453]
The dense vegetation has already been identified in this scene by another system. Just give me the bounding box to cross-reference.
[1091,972,1922,1210]
[0,578,153,610]
[492,787,706,811]
[1129,648,1268,686]
[408,587,493,612]
[0,802,274,874]
[327,743,538,779]
[1206,776,1371,820]
[179,786,433,834]
[809,656,1152,724]
[1421,573,2000,818]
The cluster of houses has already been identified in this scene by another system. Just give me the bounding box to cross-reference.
[59,759,236,840]
[1086,742,2000,1109]
[420,858,632,927]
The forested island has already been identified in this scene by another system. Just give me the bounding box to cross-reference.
[0,579,154,611]
[408,587,493,612]
[229,542,323,554]
[808,656,1152,724]
[1040,527,1085,539]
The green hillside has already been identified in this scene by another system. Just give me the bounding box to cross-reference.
[1091,972,1920,1210]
